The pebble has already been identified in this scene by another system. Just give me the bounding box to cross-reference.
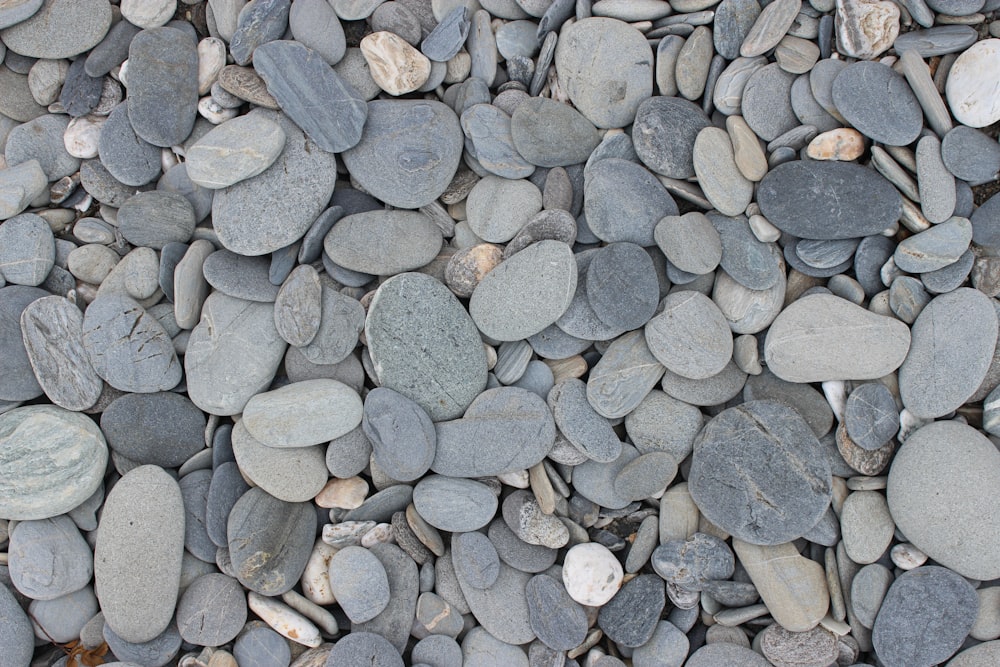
[525,573,588,650]
[652,532,735,591]
[243,379,362,448]
[633,96,711,179]
[851,563,893,629]
[840,490,894,565]
[232,624,291,667]
[734,539,829,632]
[887,420,1000,580]
[836,0,899,58]
[288,0,346,65]
[451,531,500,590]
[8,514,93,600]
[0,159,47,220]
[693,126,754,217]
[328,546,391,623]
[510,96,602,167]
[100,391,206,468]
[97,103,162,187]
[806,128,865,161]
[94,465,185,644]
[413,475,497,532]
[465,175,542,243]
[844,382,898,451]
[363,387,436,482]
[760,624,839,667]
[946,39,1000,128]
[0,0,111,59]
[5,113,79,181]
[176,574,247,647]
[232,420,327,502]
[117,190,196,250]
[740,0,801,57]
[127,26,199,148]
[645,290,733,381]
[185,113,286,189]
[872,566,978,667]
[0,212,54,287]
[328,632,403,667]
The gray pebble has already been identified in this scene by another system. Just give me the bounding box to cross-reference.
[850,563,893,629]
[127,26,199,147]
[233,625,291,667]
[351,542,419,652]
[598,574,665,648]
[202,250,280,302]
[413,475,498,532]
[206,461,250,548]
[59,57,102,117]
[0,0,111,59]
[631,621,690,667]
[0,580,34,666]
[4,113,79,181]
[584,158,678,246]
[941,125,1000,184]
[508,95,602,168]
[832,61,923,146]
[585,241,659,330]
[117,191,196,250]
[8,515,93,600]
[462,103,535,179]
[100,391,205,468]
[893,24,978,57]
[288,0,347,65]
[175,573,247,646]
[525,573,588,651]
[451,531,500,590]
[97,104,161,187]
[645,290,732,380]
[412,635,463,667]
[633,96,711,179]
[364,387,436,482]
[0,213,53,288]
[586,329,666,419]
[329,546,392,623]
[422,6,470,61]
[741,62,799,142]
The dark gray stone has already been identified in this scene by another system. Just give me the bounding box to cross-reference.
[487,518,558,574]
[324,210,442,275]
[758,160,902,240]
[202,250,280,302]
[845,383,899,451]
[0,285,46,401]
[872,566,978,667]
[688,400,833,545]
[176,573,247,646]
[451,531,500,590]
[555,249,627,341]
[117,191,196,250]
[586,242,659,330]
[741,63,798,142]
[97,103,161,187]
[432,387,555,477]
[715,0,761,59]
[584,158,678,246]
[854,235,896,297]
[632,96,711,180]
[342,99,463,209]
[102,623,183,667]
[59,57,102,117]
[231,0,290,65]
[922,249,974,294]
[586,329,666,420]
[422,6,470,61]
[455,557,535,646]
[510,96,602,167]
[100,392,205,468]
[253,39,366,153]
[941,126,1000,184]
[363,387,436,482]
[548,378,621,463]
[462,103,535,179]
[179,470,215,562]
[525,574,588,651]
[597,574,665,647]
[412,475,498,532]
[329,546,391,623]
[85,17,141,77]
[651,533,735,591]
[796,238,859,270]
[127,26,199,147]
[832,61,923,146]
[206,462,250,548]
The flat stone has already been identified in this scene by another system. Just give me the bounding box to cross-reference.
[844,382,898,451]
[97,103,162,187]
[422,6,470,61]
[851,563,893,629]
[412,635,462,667]
[584,158,678,246]
[350,542,419,652]
[100,391,205,467]
[341,100,463,209]
[232,420,327,502]
[4,114,78,181]
[29,586,99,645]
[764,293,911,382]
[185,292,287,416]
[413,475,498,532]
[0,0,111,59]
[366,272,487,421]
[645,290,733,381]
[59,58,103,117]
[625,390,702,463]
[328,632,402,667]
[549,378,621,462]
[633,96,711,180]
[899,288,997,419]
[465,176,542,244]
[832,61,923,146]
[895,217,971,275]
[461,104,535,179]
[840,489,894,565]
[0,213,53,287]
[253,40,366,153]
[117,191,195,250]
[553,17,653,128]
[887,421,1000,580]
[948,642,1000,667]
[715,0,762,60]
[185,114,285,189]
[941,126,1000,184]
[598,574,666,648]
[501,489,568,548]
[230,0,290,66]
[227,487,316,595]
[946,39,1000,128]
[632,621,691,667]
[202,250,280,302]
[363,387,436,482]
[741,63,799,142]
[176,573,247,646]
[873,566,978,667]
[213,110,337,256]
[0,159,47,220]
[733,539,829,632]
[0,582,33,667]
[741,0,801,57]
[509,95,601,167]
[81,294,182,393]
[585,329,665,420]
[233,625,290,667]
[324,210,442,275]
[288,0,346,65]
[0,65,46,122]
[689,400,832,545]
[525,573,588,651]
[709,212,784,291]
[94,465,184,643]
[243,379,362,448]
[693,126,753,217]
[461,627,528,666]
[328,546,391,623]
[451,531,500,590]
[8,514,93,600]
[127,26,199,147]
[487,518,558,574]
[836,0,900,59]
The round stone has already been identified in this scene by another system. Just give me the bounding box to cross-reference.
[844,383,899,451]
[586,242,659,330]
[562,542,624,606]
[465,175,542,244]
[324,210,443,275]
[451,531,500,590]
[0,0,112,59]
[689,400,833,545]
[644,290,733,380]
[832,61,923,146]
[242,379,362,448]
[176,573,247,647]
[328,546,391,623]
[363,387,436,482]
[100,391,206,468]
[632,96,711,179]
[328,632,403,667]
[412,475,498,532]
[185,113,286,189]
[946,39,1000,128]
[840,490,894,565]
[0,213,54,287]
[584,158,679,246]
[8,515,93,600]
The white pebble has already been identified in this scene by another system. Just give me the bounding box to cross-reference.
[300,539,338,605]
[197,37,227,95]
[822,380,847,423]
[198,96,239,124]
[247,592,322,648]
[121,0,177,29]
[562,543,623,606]
[63,115,105,159]
[891,542,928,570]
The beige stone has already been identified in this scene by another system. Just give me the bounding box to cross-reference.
[734,539,830,632]
[197,37,227,95]
[658,482,700,543]
[360,31,431,96]
[63,115,105,159]
[835,0,899,60]
[314,476,369,510]
[807,128,866,161]
[726,115,768,182]
[300,539,337,605]
[946,39,1000,128]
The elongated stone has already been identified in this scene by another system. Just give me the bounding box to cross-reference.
[127,26,199,147]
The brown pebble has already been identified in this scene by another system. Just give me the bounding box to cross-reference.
[806,128,866,161]
[836,423,895,476]
[760,623,839,667]
[444,243,503,297]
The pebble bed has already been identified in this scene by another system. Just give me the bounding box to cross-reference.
[1,0,1000,666]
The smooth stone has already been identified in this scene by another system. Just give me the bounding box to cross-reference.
[272,266,320,347]
[288,0,346,65]
[229,0,290,65]
[553,17,653,128]
[413,475,498,532]
[839,489,893,566]
[836,0,900,59]
[126,26,199,147]
[8,515,93,600]
[509,96,600,169]
[233,625,291,667]
[185,292,286,416]
[461,627,528,667]
[243,379,362,448]
[675,26,713,101]
[366,272,487,421]
[733,539,829,632]
[525,574,588,651]
[0,159,46,220]
[461,104,534,179]
[85,19,141,77]
[586,329,666,420]
[327,632,402,667]
[159,165,213,224]
[95,465,184,643]
[469,240,576,341]
[552,249,627,341]
[916,138,956,225]
[231,420,327,502]
[887,421,1000,580]
[625,389,701,463]
[941,126,1000,184]
[100,391,205,467]
[645,290,732,381]
[178,469,214,562]
[185,114,285,189]
[363,387,436,482]
[709,212,784,291]
[4,114,78,180]
[757,160,901,239]
[59,58,103,117]
[740,0,801,57]
[97,103,161,187]
[202,250,280,302]
[102,623,183,667]
[894,217,971,274]
[253,40,366,153]
[851,563,893,628]
[741,63,799,142]
[227,487,316,595]
[844,382,898,451]
[586,242,659,330]
[0,582,34,666]
[361,30,431,94]
[584,158,678,246]
[0,0,43,30]
[899,288,997,419]
[213,110,337,256]
[562,542,623,606]
[350,542,419,652]
[598,573,664,648]
[341,100,462,209]
[0,66,46,121]
[548,375,619,461]
[328,546,391,623]
[324,210,442,276]
[0,213,53,287]
[81,294,182,393]
[873,566,978,667]
[121,0,177,28]
[693,126,753,217]
[948,642,1000,667]
[632,96,711,180]
[414,591,463,638]
[422,6,470,61]
[832,61,922,146]
[946,39,1000,128]
[463,176,540,244]
[715,0,762,60]
[632,621,690,667]
[501,489,568,549]
[28,585,99,644]
[661,358,747,406]
[765,294,911,382]
[175,573,246,647]
[0,0,111,59]
[117,190,195,250]
[412,635,463,667]
[451,531,500,590]
[973,192,1000,250]
[487,518,557,574]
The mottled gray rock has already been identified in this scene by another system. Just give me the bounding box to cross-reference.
[586,329,665,419]
[465,175,542,244]
[462,104,534,179]
[326,632,403,667]
[433,386,555,477]
[412,635,463,667]
[765,293,911,382]
[243,378,362,448]
[324,210,442,275]
[553,17,653,128]
[655,212,722,276]
[185,292,287,416]
[185,114,285,189]
[413,475,498,532]
[127,26,199,147]
[227,487,316,595]
[894,217,972,274]
[525,573,588,651]
[95,465,185,643]
[329,546,391,623]
[100,392,205,467]
[8,515,93,600]
[117,191,196,250]
[844,382,899,451]
[341,99,462,208]
[586,242,659,330]
[715,0,761,59]
[741,63,799,142]
[455,557,535,646]
[598,574,665,648]
[451,531,500,590]
[366,272,487,421]
[363,387,436,482]
[549,378,621,462]
[0,0,111,59]
[230,0,290,65]
[873,566,978,667]
[176,573,247,646]
[4,114,78,181]
[832,61,923,146]
[59,57,103,117]
[0,581,34,667]
[625,389,701,463]
[213,110,337,256]
[422,6,470,61]
[97,103,162,187]
[899,288,997,419]
[509,96,602,167]
[584,158,678,246]
[645,290,732,380]
[887,421,1000,580]
[253,39,366,153]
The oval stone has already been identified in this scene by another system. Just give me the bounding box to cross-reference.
[0,0,112,59]
[243,379,362,448]
[689,400,832,546]
[126,26,199,147]
[633,96,711,179]
[184,113,286,189]
[100,391,206,468]
[413,475,498,532]
[764,293,911,383]
[469,240,577,342]
[366,272,487,421]
[832,61,923,146]
[509,96,602,167]
[0,405,108,520]
[757,160,902,240]
[898,288,998,420]
[94,465,185,644]
[645,291,733,380]
[887,421,1000,581]
[324,210,442,275]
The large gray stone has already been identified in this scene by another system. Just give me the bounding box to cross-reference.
[328,546,391,623]
[0,581,34,667]
[413,475,498,532]
[0,213,53,287]
[324,210,442,275]
[100,391,206,468]
[351,542,419,653]
[127,26,199,147]
[0,0,111,59]
[176,573,247,647]
[832,60,924,146]
[242,379,362,448]
[117,191,196,250]
[363,387,436,482]
[509,96,602,167]
[645,290,733,380]
[584,158,678,246]
[8,515,93,600]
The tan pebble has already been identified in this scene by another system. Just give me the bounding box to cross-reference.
[726,115,768,182]
[360,522,394,547]
[247,592,322,647]
[444,51,472,84]
[543,355,588,384]
[890,542,927,570]
[807,128,866,161]
[360,31,431,96]
[300,539,338,605]
[444,243,503,298]
[734,539,830,633]
[207,650,238,667]
[314,476,369,510]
